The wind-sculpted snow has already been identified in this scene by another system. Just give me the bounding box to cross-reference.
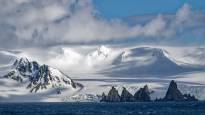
[0,50,17,66]
[104,47,203,77]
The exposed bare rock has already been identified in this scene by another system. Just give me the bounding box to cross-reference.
[163,80,184,101]
[120,87,134,102]
[134,85,151,102]
[106,86,121,102]
[163,80,198,101]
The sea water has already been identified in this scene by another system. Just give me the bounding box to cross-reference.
[0,102,205,115]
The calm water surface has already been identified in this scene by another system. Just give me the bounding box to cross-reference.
[0,102,205,115]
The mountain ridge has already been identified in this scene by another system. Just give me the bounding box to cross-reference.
[3,57,78,93]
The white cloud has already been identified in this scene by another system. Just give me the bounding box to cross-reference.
[22,5,66,24]
[143,15,166,37]
[175,4,191,25]
[0,1,203,47]
[164,4,191,37]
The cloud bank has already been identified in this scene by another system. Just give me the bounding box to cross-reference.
[0,0,204,48]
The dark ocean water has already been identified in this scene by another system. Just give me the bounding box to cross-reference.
[0,102,205,115]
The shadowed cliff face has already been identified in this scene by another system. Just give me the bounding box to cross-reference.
[163,80,198,101]
[120,87,134,102]
[101,85,151,102]
[101,81,198,102]
[134,85,151,102]
[164,80,184,101]
[106,86,121,102]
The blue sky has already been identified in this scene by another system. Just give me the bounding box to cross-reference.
[93,0,205,18]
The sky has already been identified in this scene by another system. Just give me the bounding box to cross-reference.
[93,0,205,18]
[0,0,204,48]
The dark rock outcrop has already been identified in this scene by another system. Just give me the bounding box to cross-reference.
[163,80,198,101]
[101,86,151,102]
[163,80,184,101]
[183,94,198,101]
[101,87,121,102]
[106,86,121,102]
[101,92,107,102]
[134,85,151,102]
[120,87,134,102]
[101,81,198,103]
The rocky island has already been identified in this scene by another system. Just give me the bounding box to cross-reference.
[101,85,151,102]
[161,80,198,102]
[101,80,198,102]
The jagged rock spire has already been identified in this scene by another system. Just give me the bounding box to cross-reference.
[120,87,134,102]
[134,85,151,102]
[100,80,198,103]
[163,80,184,101]
[106,86,120,102]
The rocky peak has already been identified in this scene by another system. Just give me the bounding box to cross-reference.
[143,85,149,93]
[163,80,198,101]
[134,85,151,102]
[4,57,77,93]
[106,86,120,102]
[100,80,198,103]
[14,58,32,72]
[163,80,184,101]
[14,58,30,65]
[120,87,134,102]
[170,80,178,89]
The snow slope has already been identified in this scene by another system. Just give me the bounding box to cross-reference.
[104,47,203,77]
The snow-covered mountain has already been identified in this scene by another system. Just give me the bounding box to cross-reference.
[3,57,78,94]
[0,46,204,77]
[104,47,203,77]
